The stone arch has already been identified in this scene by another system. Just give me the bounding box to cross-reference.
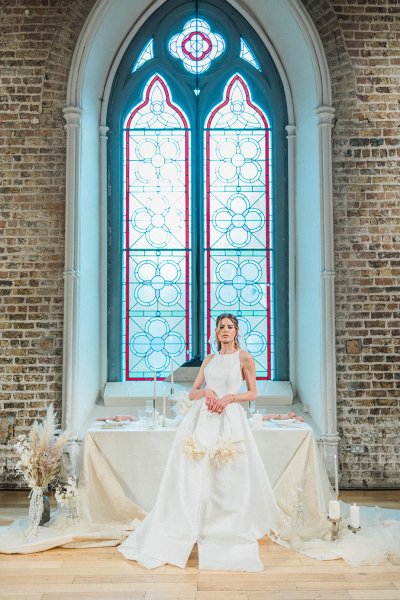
[63,0,339,472]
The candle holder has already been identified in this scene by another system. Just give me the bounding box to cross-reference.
[327,516,341,541]
[347,524,361,534]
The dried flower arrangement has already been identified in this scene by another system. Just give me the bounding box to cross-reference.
[181,435,244,468]
[181,435,206,461]
[54,476,80,522]
[14,404,70,538]
[211,437,244,469]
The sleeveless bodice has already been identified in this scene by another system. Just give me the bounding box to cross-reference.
[204,351,243,398]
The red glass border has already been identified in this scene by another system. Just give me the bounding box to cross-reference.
[124,75,190,380]
[205,74,271,379]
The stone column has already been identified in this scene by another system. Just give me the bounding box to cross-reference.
[316,105,340,478]
[62,106,82,432]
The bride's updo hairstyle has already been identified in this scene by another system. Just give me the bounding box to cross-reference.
[215,313,240,352]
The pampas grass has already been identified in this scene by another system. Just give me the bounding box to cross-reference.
[14,404,70,490]
[181,434,244,468]
[181,435,206,461]
[211,437,243,469]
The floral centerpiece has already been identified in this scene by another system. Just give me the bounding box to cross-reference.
[14,404,70,538]
[54,476,80,522]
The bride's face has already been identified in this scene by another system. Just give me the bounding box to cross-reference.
[216,317,237,345]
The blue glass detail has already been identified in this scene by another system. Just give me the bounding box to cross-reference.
[239,38,261,72]
[132,39,154,72]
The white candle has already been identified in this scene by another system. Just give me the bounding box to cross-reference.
[328,499,340,520]
[350,502,360,528]
[334,454,339,499]
[170,358,174,397]
[162,385,167,427]
[253,413,263,431]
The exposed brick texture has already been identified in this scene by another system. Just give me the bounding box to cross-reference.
[0,0,399,488]
[303,0,400,487]
[0,0,96,486]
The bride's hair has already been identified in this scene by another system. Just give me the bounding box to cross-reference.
[215,313,240,352]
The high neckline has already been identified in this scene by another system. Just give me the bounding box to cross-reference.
[218,349,240,356]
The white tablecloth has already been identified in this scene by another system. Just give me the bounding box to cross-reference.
[2,420,400,564]
[81,420,334,526]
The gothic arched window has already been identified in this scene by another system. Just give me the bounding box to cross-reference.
[107,0,288,383]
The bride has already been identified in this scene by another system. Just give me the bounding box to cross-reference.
[118,313,279,571]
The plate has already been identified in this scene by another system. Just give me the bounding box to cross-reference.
[270,418,303,427]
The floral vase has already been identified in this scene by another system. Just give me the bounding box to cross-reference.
[39,493,50,525]
[26,487,49,539]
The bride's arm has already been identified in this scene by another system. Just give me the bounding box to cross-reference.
[211,351,257,414]
[188,355,216,401]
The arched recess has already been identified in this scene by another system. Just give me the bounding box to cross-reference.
[63,0,339,472]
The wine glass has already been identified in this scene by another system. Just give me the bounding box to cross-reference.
[248,400,256,419]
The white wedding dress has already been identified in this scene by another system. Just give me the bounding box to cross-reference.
[118,350,279,571]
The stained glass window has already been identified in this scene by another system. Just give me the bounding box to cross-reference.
[204,75,273,379]
[168,18,225,74]
[123,75,191,380]
[239,38,261,71]
[108,0,288,384]
[132,39,154,72]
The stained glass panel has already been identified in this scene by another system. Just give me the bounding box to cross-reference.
[123,75,191,380]
[132,38,154,72]
[168,18,224,74]
[204,75,273,379]
[239,38,261,71]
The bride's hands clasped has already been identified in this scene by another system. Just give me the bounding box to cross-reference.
[204,388,218,411]
[206,393,232,414]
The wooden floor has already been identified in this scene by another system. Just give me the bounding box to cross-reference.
[0,490,400,600]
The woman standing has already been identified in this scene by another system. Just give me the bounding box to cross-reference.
[119,313,279,571]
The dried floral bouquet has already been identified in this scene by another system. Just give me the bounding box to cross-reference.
[14,404,70,538]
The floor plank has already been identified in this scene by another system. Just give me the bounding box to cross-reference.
[0,490,399,599]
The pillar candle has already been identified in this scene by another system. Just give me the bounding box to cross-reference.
[350,502,360,528]
[328,499,340,520]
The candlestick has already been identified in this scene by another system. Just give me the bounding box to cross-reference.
[162,385,167,428]
[328,499,340,520]
[170,358,174,398]
[153,371,157,419]
[349,502,360,529]
[334,454,339,499]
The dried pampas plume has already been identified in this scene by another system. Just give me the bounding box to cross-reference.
[181,435,206,461]
[212,437,243,469]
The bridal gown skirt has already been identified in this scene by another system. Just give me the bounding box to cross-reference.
[118,399,279,571]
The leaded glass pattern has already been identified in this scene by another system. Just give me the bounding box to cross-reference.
[123,75,191,380]
[132,39,154,72]
[204,74,273,379]
[239,38,261,71]
[168,18,225,74]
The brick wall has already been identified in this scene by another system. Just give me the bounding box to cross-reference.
[303,0,400,487]
[0,0,399,488]
[0,0,96,486]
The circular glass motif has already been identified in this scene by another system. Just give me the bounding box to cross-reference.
[245,331,266,356]
[129,317,185,371]
[215,259,263,307]
[130,196,183,248]
[134,260,181,307]
[212,193,264,248]
[168,19,225,74]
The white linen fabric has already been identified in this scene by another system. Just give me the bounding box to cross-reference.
[118,351,280,571]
